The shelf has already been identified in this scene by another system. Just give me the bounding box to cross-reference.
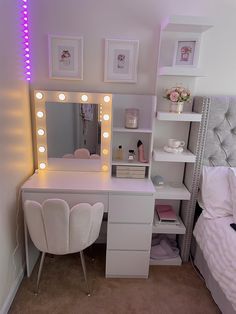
[156,111,202,122]
[154,182,190,200]
[158,66,206,77]
[150,255,182,266]
[153,148,196,163]
[112,160,150,167]
[152,215,186,234]
[113,127,152,134]
[161,15,213,33]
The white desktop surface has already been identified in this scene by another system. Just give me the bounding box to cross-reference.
[21,171,155,194]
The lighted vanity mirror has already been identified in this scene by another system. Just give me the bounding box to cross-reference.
[46,102,101,158]
[34,91,112,172]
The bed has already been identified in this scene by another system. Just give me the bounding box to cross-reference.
[192,96,236,314]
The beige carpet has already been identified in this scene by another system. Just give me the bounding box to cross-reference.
[10,246,220,314]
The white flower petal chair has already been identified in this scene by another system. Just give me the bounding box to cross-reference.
[23,199,104,295]
[74,148,90,159]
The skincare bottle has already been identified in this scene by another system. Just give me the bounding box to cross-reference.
[115,145,123,160]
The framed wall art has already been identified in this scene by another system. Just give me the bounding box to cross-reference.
[104,39,139,83]
[48,35,83,80]
[173,39,200,67]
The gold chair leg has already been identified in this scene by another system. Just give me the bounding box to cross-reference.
[80,251,91,296]
[35,252,46,295]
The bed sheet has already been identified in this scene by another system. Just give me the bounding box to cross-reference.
[193,214,236,311]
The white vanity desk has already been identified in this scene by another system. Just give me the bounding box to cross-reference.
[22,171,155,278]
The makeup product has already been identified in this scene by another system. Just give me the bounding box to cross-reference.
[137,140,147,163]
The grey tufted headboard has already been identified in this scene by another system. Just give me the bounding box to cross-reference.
[200,96,236,167]
[179,95,236,261]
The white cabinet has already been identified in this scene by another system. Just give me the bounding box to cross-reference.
[111,94,156,178]
[106,193,154,278]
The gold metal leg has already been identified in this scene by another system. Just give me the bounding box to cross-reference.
[35,252,46,295]
[80,251,91,296]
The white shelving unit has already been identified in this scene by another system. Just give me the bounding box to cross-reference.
[111,94,156,179]
[150,256,182,266]
[150,15,212,266]
[113,127,152,134]
[153,148,196,163]
[154,183,191,200]
[157,111,202,122]
[158,15,213,78]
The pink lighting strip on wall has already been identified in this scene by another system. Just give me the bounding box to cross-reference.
[21,0,31,81]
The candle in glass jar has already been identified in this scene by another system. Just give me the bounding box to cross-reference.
[125,108,139,129]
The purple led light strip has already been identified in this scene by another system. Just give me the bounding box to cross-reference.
[21,0,31,81]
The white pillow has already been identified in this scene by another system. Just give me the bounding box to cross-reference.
[228,168,236,223]
[199,166,232,219]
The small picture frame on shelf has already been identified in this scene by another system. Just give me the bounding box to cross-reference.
[172,39,200,67]
[104,39,139,83]
[48,35,83,80]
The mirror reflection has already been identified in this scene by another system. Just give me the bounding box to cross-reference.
[45,102,101,159]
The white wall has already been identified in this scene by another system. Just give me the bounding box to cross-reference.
[29,0,236,96]
[0,0,33,312]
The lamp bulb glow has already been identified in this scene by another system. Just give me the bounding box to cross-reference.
[102,165,108,171]
[37,111,44,118]
[39,162,46,170]
[37,129,45,136]
[35,92,43,100]
[103,114,110,121]
[102,149,108,155]
[58,93,66,101]
[38,146,46,153]
[81,94,88,102]
[103,132,109,138]
[104,96,110,103]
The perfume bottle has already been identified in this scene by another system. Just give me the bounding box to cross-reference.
[115,145,123,160]
[128,149,135,161]
[137,140,147,163]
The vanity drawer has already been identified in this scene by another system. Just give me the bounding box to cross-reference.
[106,250,150,278]
[22,192,109,212]
[108,194,154,223]
[107,223,152,250]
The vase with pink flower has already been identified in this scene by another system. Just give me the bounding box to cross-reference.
[164,86,191,113]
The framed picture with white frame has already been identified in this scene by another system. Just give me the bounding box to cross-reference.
[172,39,200,67]
[48,35,83,80]
[104,39,139,83]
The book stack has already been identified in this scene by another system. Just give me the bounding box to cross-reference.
[154,204,180,225]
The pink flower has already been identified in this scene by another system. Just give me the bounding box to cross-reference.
[169,91,179,102]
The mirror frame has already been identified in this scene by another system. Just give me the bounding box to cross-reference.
[34,90,112,172]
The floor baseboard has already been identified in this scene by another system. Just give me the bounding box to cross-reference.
[0,267,25,314]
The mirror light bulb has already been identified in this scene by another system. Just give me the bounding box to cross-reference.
[39,162,46,169]
[81,94,88,102]
[103,132,109,138]
[102,165,108,171]
[103,114,110,121]
[102,149,108,155]
[37,111,44,118]
[37,129,45,136]
[38,146,46,153]
[104,96,110,103]
[58,93,66,101]
[35,92,43,100]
